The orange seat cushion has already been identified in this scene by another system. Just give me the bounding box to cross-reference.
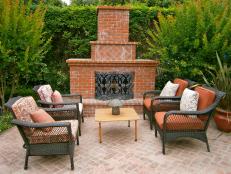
[174,78,189,96]
[155,112,204,130]
[194,86,216,121]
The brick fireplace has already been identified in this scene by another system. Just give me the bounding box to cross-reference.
[66,6,159,116]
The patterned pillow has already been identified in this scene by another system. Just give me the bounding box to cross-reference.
[37,85,53,103]
[180,88,199,118]
[51,90,64,108]
[12,96,39,135]
[12,96,38,121]
[160,81,179,96]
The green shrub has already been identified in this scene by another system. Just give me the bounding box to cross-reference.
[146,0,185,7]
[0,113,13,133]
[130,5,174,58]
[0,0,51,108]
[147,0,231,88]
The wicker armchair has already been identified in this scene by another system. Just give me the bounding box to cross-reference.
[5,96,79,170]
[143,78,195,130]
[33,85,83,135]
[153,86,225,154]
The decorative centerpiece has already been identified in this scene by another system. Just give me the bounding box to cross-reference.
[108,99,123,115]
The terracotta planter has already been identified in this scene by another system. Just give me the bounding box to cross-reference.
[214,108,231,133]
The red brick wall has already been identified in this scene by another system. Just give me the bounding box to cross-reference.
[68,60,158,99]
[97,6,129,42]
[90,41,137,61]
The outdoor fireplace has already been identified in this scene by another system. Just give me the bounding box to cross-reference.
[95,72,134,100]
[66,6,159,116]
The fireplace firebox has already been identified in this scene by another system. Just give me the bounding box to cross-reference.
[95,72,134,100]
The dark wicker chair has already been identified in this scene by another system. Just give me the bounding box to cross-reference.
[33,85,83,135]
[153,86,225,154]
[143,78,196,130]
[5,96,79,170]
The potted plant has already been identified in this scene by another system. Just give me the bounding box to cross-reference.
[202,52,231,132]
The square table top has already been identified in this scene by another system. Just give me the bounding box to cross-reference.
[95,108,140,122]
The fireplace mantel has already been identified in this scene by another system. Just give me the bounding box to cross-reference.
[66,59,159,67]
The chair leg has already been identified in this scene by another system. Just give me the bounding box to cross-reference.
[76,133,79,145]
[162,134,166,155]
[155,129,157,137]
[78,124,81,136]
[70,155,74,170]
[143,110,146,120]
[149,115,153,130]
[205,138,210,152]
[82,113,84,123]
[24,153,29,170]
[150,122,153,130]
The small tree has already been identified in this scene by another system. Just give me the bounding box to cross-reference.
[147,0,231,86]
[0,0,51,109]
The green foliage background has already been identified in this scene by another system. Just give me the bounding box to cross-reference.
[147,0,231,87]
[0,0,51,108]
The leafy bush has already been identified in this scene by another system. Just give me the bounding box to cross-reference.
[0,0,51,108]
[202,53,231,111]
[146,0,185,7]
[147,0,231,88]
[130,5,174,58]
[0,113,13,133]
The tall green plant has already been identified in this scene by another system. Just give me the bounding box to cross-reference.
[0,0,51,109]
[147,0,231,85]
[202,52,231,111]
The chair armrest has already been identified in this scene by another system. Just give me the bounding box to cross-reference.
[153,101,180,112]
[143,90,161,99]
[165,105,215,117]
[43,105,80,121]
[37,100,80,106]
[154,96,181,101]
[12,119,71,129]
[12,119,73,143]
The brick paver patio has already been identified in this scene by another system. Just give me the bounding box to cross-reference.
[0,116,230,174]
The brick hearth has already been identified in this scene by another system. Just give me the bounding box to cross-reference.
[66,6,159,117]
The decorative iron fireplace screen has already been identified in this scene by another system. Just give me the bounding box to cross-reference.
[95,72,134,100]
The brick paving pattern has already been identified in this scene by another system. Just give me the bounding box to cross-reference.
[0,117,231,174]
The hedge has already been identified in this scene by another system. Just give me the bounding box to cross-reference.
[44,5,174,60]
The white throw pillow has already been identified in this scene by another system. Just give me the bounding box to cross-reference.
[180,88,199,118]
[160,81,179,96]
[37,85,53,103]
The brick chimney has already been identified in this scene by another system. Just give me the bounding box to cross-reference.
[90,6,137,61]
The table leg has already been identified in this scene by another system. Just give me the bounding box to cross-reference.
[135,120,137,141]
[128,120,130,127]
[99,122,102,143]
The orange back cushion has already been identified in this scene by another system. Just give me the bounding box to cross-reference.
[30,109,55,132]
[195,86,216,110]
[173,78,189,96]
[51,90,64,108]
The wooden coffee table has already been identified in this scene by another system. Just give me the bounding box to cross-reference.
[95,108,140,143]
